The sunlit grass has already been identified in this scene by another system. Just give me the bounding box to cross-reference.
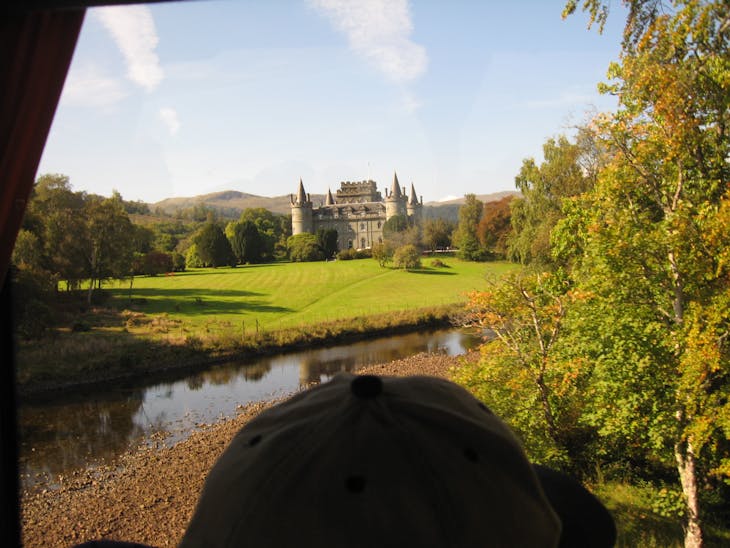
[106,258,514,332]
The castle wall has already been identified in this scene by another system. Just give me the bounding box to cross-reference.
[312,205,385,251]
[293,178,419,251]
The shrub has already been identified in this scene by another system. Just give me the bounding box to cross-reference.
[287,234,325,262]
[337,248,355,260]
[354,248,372,259]
[392,244,421,270]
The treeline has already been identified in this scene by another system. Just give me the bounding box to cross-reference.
[184,208,291,267]
[456,2,730,546]
[10,174,293,336]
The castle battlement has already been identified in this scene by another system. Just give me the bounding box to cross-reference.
[335,180,382,204]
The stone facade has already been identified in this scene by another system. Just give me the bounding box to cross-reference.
[291,173,422,251]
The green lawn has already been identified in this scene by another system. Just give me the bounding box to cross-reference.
[107,258,514,331]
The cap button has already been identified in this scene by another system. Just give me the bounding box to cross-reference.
[351,375,383,399]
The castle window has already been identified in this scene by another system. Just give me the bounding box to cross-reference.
[360,222,365,230]
[348,240,353,249]
[361,237,366,248]
[377,221,381,228]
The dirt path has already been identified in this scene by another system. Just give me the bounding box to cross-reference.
[20,350,479,547]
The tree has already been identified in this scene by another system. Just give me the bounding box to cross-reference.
[452,194,485,261]
[171,252,186,272]
[227,220,263,264]
[193,222,235,267]
[477,196,514,259]
[130,224,155,255]
[27,174,87,288]
[11,229,43,270]
[392,244,421,270]
[561,2,730,545]
[371,241,395,267]
[82,195,136,304]
[316,228,339,259]
[239,208,291,260]
[185,244,204,268]
[508,134,594,267]
[422,217,455,251]
[382,214,409,237]
[287,233,324,262]
[382,213,422,249]
[455,273,592,469]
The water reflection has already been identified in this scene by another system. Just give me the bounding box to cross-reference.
[18,390,146,486]
[19,328,480,490]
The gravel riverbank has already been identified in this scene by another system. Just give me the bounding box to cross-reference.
[21,350,479,547]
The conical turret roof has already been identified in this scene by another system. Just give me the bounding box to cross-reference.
[408,182,419,205]
[390,172,402,198]
[325,188,335,205]
[296,179,307,204]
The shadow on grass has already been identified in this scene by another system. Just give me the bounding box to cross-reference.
[107,288,292,316]
[172,263,286,276]
[407,268,456,276]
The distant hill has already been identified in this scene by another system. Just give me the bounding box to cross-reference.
[423,191,520,223]
[424,191,520,207]
[150,189,519,221]
[153,190,325,217]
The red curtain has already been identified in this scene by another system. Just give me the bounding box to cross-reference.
[0,8,86,286]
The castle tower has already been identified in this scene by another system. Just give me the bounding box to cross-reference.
[406,182,423,222]
[290,179,313,235]
[325,188,335,206]
[384,172,406,220]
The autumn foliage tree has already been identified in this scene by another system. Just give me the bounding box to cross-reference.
[476,196,513,259]
[460,3,729,545]
[558,2,730,545]
[455,273,592,470]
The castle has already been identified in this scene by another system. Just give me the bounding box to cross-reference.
[290,173,422,251]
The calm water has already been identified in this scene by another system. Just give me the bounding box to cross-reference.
[18,328,481,490]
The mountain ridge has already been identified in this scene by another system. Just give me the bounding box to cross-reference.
[151,189,520,219]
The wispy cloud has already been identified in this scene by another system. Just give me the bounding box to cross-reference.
[61,64,129,107]
[309,0,427,83]
[159,107,181,135]
[94,5,163,91]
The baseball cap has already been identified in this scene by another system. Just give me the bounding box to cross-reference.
[180,373,615,547]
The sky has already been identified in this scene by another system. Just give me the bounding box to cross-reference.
[37,0,628,204]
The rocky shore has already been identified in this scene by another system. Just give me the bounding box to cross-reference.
[21,350,479,547]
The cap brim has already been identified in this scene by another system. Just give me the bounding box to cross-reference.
[533,464,617,548]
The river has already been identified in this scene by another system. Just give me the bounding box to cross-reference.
[18,328,481,490]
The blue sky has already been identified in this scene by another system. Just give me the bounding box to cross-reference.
[37,0,627,204]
